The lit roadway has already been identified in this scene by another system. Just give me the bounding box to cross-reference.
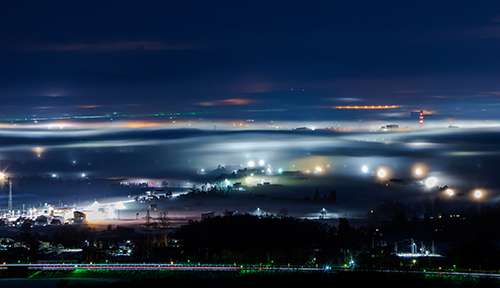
[2,263,500,279]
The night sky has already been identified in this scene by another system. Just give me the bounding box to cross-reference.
[2,1,500,121]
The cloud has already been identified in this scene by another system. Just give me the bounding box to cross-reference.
[331,97,364,102]
[197,99,257,106]
[491,14,500,23]
[397,90,422,94]
[25,41,204,52]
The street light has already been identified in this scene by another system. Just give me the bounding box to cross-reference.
[474,190,482,199]
[377,169,386,178]
[425,177,437,188]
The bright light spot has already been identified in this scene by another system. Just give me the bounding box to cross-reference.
[115,201,126,210]
[89,201,100,211]
[446,189,454,196]
[362,166,368,173]
[377,169,386,178]
[278,168,283,173]
[475,190,482,198]
[248,161,255,167]
[82,173,86,177]
[0,173,4,179]
[259,159,265,166]
[245,177,253,184]
[415,168,422,175]
[425,177,437,188]
[316,167,323,172]
[224,179,230,186]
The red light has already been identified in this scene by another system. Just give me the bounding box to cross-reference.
[419,119,423,124]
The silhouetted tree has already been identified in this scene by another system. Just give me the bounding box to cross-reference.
[328,190,337,203]
[313,187,321,202]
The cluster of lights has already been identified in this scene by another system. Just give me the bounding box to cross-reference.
[370,165,484,199]
[0,111,208,123]
[334,105,400,109]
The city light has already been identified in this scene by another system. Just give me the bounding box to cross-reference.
[475,190,482,198]
[259,159,265,166]
[446,189,454,196]
[425,177,437,188]
[362,165,368,173]
[377,169,386,178]
[248,161,255,167]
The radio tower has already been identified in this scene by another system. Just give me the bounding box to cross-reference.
[419,110,424,125]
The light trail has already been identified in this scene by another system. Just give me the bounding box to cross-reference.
[2,263,500,279]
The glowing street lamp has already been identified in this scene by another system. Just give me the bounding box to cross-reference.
[474,190,482,199]
[377,169,386,178]
[425,177,437,188]
[446,189,454,196]
[362,166,368,173]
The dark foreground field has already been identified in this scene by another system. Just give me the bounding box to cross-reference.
[2,269,499,288]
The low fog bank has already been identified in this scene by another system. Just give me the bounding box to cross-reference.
[0,124,498,221]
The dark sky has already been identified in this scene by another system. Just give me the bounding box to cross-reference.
[2,1,500,120]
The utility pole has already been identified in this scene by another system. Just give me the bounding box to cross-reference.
[144,204,157,261]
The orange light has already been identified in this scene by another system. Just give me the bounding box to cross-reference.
[334,105,400,109]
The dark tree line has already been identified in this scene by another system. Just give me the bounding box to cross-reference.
[173,214,358,265]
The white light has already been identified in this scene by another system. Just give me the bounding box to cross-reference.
[446,189,454,196]
[425,177,437,188]
[377,169,386,178]
[362,166,368,173]
[475,190,482,198]
[259,159,265,166]
[115,201,126,210]
[248,161,255,167]
[316,167,323,172]
[415,168,422,175]
[224,179,230,186]
[278,168,283,173]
